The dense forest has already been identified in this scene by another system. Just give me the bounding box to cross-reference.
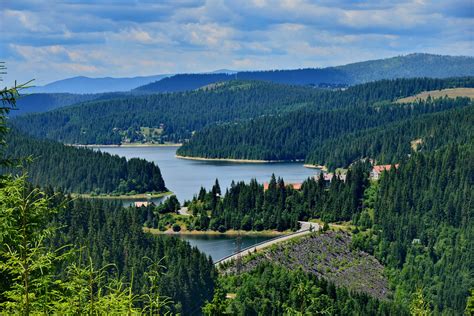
[3,72,473,314]
[205,262,406,315]
[1,83,217,315]
[135,53,474,93]
[179,96,472,162]
[48,196,216,314]
[305,102,474,169]
[0,180,216,314]
[12,81,322,144]
[197,144,473,314]
[12,77,473,145]
[2,130,167,194]
[351,144,473,314]
[182,162,368,232]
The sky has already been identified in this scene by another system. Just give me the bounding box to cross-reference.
[1,0,473,86]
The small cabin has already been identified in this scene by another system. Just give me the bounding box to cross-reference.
[263,182,302,191]
[134,201,150,207]
[370,164,399,180]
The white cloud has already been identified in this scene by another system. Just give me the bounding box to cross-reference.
[1,0,472,86]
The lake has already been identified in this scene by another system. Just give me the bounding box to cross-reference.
[172,234,275,261]
[96,146,318,260]
[97,146,319,202]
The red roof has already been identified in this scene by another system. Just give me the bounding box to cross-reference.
[263,182,302,191]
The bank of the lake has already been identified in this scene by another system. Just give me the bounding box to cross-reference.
[145,227,289,236]
[74,143,182,148]
[73,191,173,200]
[176,154,303,164]
[95,146,319,201]
[303,163,328,171]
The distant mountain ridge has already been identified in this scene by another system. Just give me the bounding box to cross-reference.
[29,74,171,94]
[135,53,474,93]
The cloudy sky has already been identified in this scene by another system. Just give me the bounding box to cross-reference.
[1,0,473,85]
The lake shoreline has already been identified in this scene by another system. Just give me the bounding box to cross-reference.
[73,191,173,200]
[175,154,304,164]
[303,163,327,171]
[145,227,290,236]
[72,143,182,148]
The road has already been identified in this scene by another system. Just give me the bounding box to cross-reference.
[214,221,319,266]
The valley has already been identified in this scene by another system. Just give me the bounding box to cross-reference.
[1,53,473,315]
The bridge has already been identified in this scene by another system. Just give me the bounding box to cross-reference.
[214,221,319,266]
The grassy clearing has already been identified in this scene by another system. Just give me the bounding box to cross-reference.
[397,87,474,103]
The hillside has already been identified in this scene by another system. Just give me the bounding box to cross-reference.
[305,103,474,170]
[396,87,474,103]
[2,130,167,194]
[11,80,322,144]
[222,231,389,300]
[135,53,474,93]
[29,74,170,94]
[178,77,474,162]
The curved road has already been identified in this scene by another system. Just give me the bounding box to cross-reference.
[215,221,319,266]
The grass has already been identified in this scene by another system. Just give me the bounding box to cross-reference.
[396,87,474,103]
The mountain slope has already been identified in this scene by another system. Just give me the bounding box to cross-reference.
[11,81,323,144]
[177,77,474,162]
[2,130,167,194]
[135,53,474,93]
[305,103,474,169]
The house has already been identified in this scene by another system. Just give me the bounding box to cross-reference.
[370,164,399,180]
[263,182,302,191]
[313,172,346,185]
[134,201,150,207]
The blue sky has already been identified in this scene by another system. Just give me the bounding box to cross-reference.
[1,0,473,85]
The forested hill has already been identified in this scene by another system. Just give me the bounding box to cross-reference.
[205,144,473,314]
[2,130,167,195]
[178,78,474,164]
[135,53,474,93]
[11,81,323,144]
[304,103,474,170]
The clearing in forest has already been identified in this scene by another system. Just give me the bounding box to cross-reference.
[397,87,474,103]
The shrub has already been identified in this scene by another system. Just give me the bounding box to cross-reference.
[172,223,181,232]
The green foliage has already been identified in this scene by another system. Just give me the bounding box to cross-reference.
[409,288,430,316]
[217,262,406,315]
[178,77,474,161]
[305,100,473,169]
[172,223,181,232]
[186,162,369,232]
[354,144,473,314]
[12,80,322,144]
[2,129,167,194]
